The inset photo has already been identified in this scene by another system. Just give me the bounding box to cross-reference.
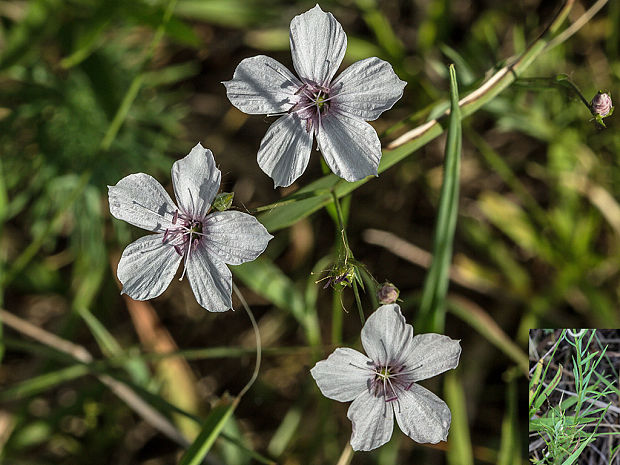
[529,329,620,465]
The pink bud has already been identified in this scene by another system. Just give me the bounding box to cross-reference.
[377,282,399,305]
[590,92,613,117]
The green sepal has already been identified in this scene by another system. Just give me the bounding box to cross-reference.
[213,192,234,211]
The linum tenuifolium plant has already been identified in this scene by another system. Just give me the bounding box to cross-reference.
[108,4,460,454]
[529,330,617,465]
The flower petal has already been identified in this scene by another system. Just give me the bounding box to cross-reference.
[117,234,182,300]
[108,173,178,232]
[257,114,313,188]
[317,112,381,182]
[186,243,232,312]
[311,348,372,402]
[172,143,221,220]
[289,4,346,86]
[394,383,451,444]
[332,57,407,121]
[402,334,461,382]
[203,211,273,265]
[361,304,413,367]
[347,389,394,451]
[223,55,302,114]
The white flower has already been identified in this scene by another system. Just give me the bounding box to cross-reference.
[311,304,461,451]
[108,143,273,312]
[223,4,406,187]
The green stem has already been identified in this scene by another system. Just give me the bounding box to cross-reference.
[331,289,343,344]
[513,75,590,110]
[352,281,365,326]
[331,191,351,255]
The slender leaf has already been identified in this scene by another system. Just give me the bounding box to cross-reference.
[445,371,473,465]
[418,64,461,332]
[179,398,238,465]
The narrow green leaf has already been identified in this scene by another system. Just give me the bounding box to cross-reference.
[533,365,562,413]
[448,297,528,376]
[419,64,462,332]
[445,372,473,465]
[498,380,520,465]
[561,435,594,465]
[179,398,238,465]
[267,404,303,457]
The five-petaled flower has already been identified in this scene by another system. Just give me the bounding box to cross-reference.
[311,304,461,451]
[223,4,406,187]
[108,143,273,312]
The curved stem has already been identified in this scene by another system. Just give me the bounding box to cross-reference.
[233,283,262,399]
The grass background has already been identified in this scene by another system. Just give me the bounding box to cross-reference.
[0,0,618,463]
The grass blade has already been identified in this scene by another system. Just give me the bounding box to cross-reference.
[445,371,473,465]
[179,398,238,465]
[498,378,520,465]
[418,64,461,332]
[448,296,528,376]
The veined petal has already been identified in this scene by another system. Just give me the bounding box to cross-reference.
[117,234,182,300]
[403,334,461,382]
[289,4,346,86]
[317,112,381,182]
[394,384,451,444]
[172,143,221,219]
[186,243,232,312]
[223,55,302,114]
[311,348,372,402]
[361,304,413,367]
[347,389,394,451]
[257,114,313,188]
[332,57,407,121]
[108,173,178,232]
[203,211,273,265]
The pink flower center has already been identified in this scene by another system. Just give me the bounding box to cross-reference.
[370,363,416,402]
[162,210,206,280]
[289,82,335,133]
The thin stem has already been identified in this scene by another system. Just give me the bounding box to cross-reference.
[331,191,350,254]
[352,281,365,326]
[331,288,343,345]
[335,443,354,465]
[233,283,261,399]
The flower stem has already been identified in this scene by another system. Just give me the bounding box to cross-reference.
[331,191,351,255]
[331,288,343,344]
[233,283,261,399]
[330,191,366,324]
[353,281,365,326]
[514,75,590,111]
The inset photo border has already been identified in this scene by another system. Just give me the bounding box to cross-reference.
[529,329,620,465]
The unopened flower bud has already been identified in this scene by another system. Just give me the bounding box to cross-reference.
[377,281,399,304]
[590,91,613,118]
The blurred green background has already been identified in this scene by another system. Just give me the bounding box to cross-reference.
[0,0,617,463]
